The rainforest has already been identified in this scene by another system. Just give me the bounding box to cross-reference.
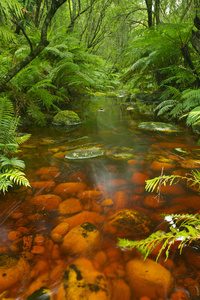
[1,0,200,299]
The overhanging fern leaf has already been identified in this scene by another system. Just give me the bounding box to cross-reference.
[186,106,200,126]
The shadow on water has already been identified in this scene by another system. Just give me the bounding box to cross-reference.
[1,95,200,299]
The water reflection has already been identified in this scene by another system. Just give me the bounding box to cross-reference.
[0,96,200,299]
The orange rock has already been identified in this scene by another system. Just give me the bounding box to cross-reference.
[157,204,188,215]
[109,179,127,187]
[26,273,49,297]
[29,259,49,279]
[66,171,88,183]
[134,186,145,194]
[84,202,103,213]
[102,199,114,207]
[106,246,122,262]
[131,173,149,185]
[103,262,118,278]
[8,231,22,241]
[51,248,61,260]
[150,160,175,171]
[35,166,60,176]
[58,197,82,215]
[113,191,129,210]
[112,279,131,300]
[127,159,139,167]
[61,211,103,230]
[10,212,23,219]
[50,233,63,244]
[30,181,56,192]
[51,222,69,236]
[31,245,46,254]
[92,251,107,269]
[23,236,33,251]
[171,195,200,210]
[61,222,101,256]
[54,182,87,198]
[143,195,164,208]
[171,289,190,300]
[77,190,103,202]
[0,255,30,292]
[126,258,174,299]
[30,194,62,211]
[159,183,185,195]
[34,235,46,245]
[159,257,175,270]
[17,227,30,235]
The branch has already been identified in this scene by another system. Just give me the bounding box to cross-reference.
[0,0,67,92]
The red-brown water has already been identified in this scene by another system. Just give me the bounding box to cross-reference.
[1,97,200,299]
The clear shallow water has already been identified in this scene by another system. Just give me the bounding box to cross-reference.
[1,96,200,299]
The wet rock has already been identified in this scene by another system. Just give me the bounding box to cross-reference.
[30,194,62,211]
[30,181,56,192]
[61,257,111,299]
[65,147,103,160]
[171,289,190,300]
[143,195,164,209]
[0,254,30,292]
[103,209,156,237]
[26,287,52,300]
[131,172,149,185]
[52,110,81,126]
[53,182,87,198]
[58,211,103,230]
[112,279,131,300]
[112,191,129,211]
[58,197,82,215]
[150,160,175,171]
[61,222,101,256]
[125,258,174,299]
[77,190,103,203]
[138,122,180,133]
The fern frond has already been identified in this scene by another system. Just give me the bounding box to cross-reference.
[186,106,200,126]
[156,100,179,116]
[0,168,30,194]
[145,174,185,193]
[15,134,31,145]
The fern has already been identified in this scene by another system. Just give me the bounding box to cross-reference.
[118,214,200,261]
[156,100,179,116]
[0,168,30,194]
[0,155,25,170]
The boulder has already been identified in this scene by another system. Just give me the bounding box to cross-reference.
[138,122,180,133]
[52,110,81,126]
[60,257,111,299]
[125,258,174,299]
[30,194,62,211]
[103,209,156,237]
[61,222,101,256]
[0,254,30,292]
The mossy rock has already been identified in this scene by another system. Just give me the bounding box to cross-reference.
[138,122,180,132]
[0,254,30,292]
[103,209,156,238]
[53,110,81,126]
[65,147,103,160]
[27,287,52,300]
[106,146,134,160]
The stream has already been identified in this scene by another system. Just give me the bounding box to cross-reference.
[1,95,200,299]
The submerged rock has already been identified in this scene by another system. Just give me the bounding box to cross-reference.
[0,254,30,292]
[61,222,101,256]
[52,110,81,126]
[26,287,52,300]
[103,209,156,238]
[59,257,111,299]
[65,147,103,160]
[125,258,174,299]
[138,122,180,132]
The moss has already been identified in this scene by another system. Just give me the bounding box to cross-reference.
[53,110,81,126]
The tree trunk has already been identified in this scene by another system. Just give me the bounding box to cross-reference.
[145,0,153,27]
[0,0,67,92]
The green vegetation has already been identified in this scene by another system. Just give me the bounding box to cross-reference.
[118,170,200,261]
[1,0,200,193]
[0,98,30,194]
